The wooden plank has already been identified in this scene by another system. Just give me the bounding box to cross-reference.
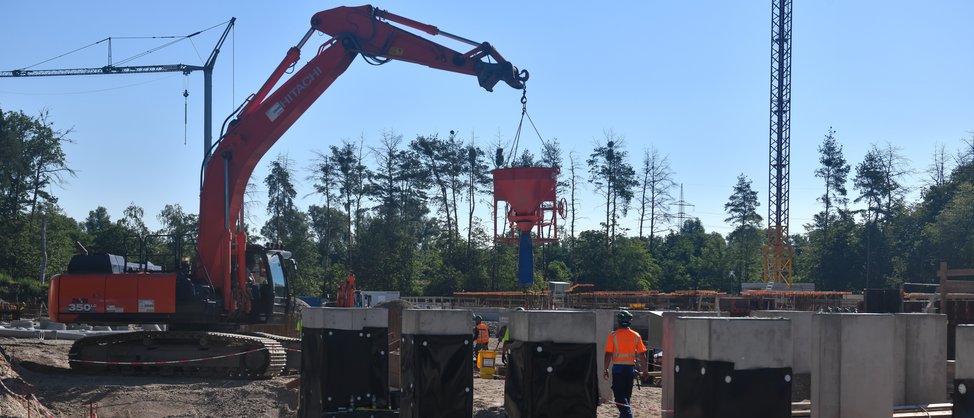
[946,268,974,277]
[944,280,974,293]
[892,411,951,417]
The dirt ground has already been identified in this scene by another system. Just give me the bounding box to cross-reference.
[0,336,661,418]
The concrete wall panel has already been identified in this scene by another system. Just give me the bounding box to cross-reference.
[958,325,974,379]
[893,313,947,405]
[303,307,388,330]
[812,313,894,418]
[402,309,472,335]
[672,317,791,369]
[659,311,726,418]
[753,310,813,374]
[594,309,615,403]
[509,310,596,344]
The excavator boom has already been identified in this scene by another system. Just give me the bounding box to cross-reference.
[198,4,527,317]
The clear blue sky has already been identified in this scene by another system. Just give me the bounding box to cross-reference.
[1,1,972,239]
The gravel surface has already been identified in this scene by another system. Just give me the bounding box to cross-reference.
[0,336,661,417]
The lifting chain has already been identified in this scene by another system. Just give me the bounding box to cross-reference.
[508,83,529,165]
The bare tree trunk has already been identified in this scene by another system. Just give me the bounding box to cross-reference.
[39,214,47,284]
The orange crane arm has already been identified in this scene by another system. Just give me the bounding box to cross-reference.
[197,5,527,315]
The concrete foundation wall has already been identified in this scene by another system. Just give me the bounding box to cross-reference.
[594,309,615,403]
[509,310,596,344]
[812,313,894,418]
[958,325,974,379]
[659,311,724,417]
[303,307,388,330]
[893,313,947,405]
[649,310,721,350]
[752,310,812,374]
[672,317,792,369]
[402,309,472,335]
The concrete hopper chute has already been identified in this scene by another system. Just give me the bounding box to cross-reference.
[492,166,565,286]
[491,167,563,243]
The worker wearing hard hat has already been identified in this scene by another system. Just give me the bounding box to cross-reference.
[603,310,649,418]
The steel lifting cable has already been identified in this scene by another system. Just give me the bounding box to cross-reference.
[506,83,551,167]
[15,20,231,71]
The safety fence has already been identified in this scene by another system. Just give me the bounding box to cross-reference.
[0,371,56,418]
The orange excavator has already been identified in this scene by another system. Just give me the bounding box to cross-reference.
[47,5,527,378]
[337,273,357,308]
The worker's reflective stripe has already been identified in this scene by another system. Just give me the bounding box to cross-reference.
[611,331,637,364]
[477,324,489,344]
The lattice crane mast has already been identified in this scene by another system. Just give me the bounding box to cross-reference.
[763,0,794,287]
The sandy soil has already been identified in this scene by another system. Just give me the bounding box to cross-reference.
[0,336,661,418]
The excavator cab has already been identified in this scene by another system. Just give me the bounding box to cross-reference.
[243,245,292,324]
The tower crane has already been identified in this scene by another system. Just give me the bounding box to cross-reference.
[0,18,236,164]
[763,0,794,287]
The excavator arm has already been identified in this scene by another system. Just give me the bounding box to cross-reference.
[197,5,527,316]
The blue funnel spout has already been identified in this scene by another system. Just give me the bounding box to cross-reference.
[518,231,533,286]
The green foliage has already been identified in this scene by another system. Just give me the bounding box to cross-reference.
[587,132,638,243]
[4,108,974,300]
[0,272,48,303]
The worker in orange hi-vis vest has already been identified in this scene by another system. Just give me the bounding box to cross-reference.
[474,315,490,361]
[602,310,649,418]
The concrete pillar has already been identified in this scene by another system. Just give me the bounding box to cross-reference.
[671,317,792,417]
[400,309,474,418]
[812,313,894,418]
[955,325,974,416]
[299,307,389,417]
[672,317,791,368]
[509,310,597,342]
[893,313,947,405]
[594,309,615,403]
[507,310,599,418]
[958,325,974,380]
[752,310,813,401]
[659,311,722,418]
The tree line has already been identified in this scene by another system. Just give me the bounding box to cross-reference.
[2,106,973,300]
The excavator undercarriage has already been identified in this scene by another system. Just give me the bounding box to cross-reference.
[69,331,287,378]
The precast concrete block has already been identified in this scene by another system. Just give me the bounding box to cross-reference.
[659,311,724,418]
[402,309,473,335]
[752,310,812,374]
[958,325,974,380]
[594,309,615,403]
[812,313,894,418]
[302,307,389,330]
[673,317,792,369]
[509,310,597,343]
[893,313,947,405]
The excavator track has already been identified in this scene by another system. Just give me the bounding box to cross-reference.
[243,331,301,373]
[69,331,286,379]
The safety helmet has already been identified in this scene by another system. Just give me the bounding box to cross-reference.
[474,314,483,322]
[514,307,526,311]
[616,310,633,327]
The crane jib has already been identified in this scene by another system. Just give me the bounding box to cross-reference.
[266,65,323,122]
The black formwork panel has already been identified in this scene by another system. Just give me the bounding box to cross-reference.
[299,327,389,417]
[955,379,974,418]
[674,358,791,418]
[400,334,472,418]
[504,341,598,418]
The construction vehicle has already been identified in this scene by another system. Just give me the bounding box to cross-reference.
[46,4,527,378]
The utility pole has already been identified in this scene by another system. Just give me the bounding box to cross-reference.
[763,0,794,287]
[674,184,694,230]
